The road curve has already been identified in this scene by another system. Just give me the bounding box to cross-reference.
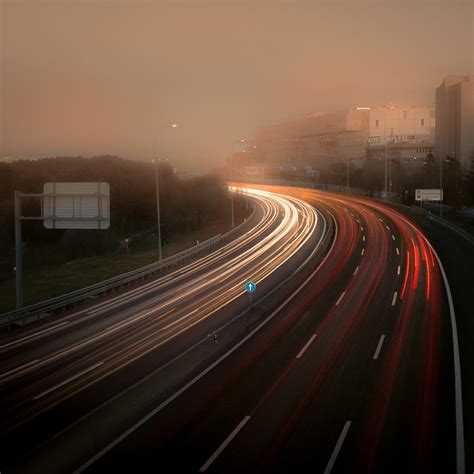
[0,187,326,472]
[80,184,459,474]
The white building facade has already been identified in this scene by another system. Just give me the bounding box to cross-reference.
[256,105,435,176]
[367,105,435,146]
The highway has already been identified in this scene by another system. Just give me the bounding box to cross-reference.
[0,187,325,472]
[79,184,459,474]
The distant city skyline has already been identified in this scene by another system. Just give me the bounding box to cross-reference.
[1,1,472,171]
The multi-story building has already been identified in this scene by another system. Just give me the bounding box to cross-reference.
[366,105,435,177]
[435,75,474,173]
[367,105,435,146]
[256,108,369,174]
[256,105,435,178]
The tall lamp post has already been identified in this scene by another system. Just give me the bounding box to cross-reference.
[154,122,178,261]
[384,131,394,200]
[153,158,162,261]
[229,140,245,229]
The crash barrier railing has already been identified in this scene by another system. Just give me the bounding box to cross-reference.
[0,202,256,327]
[238,178,474,246]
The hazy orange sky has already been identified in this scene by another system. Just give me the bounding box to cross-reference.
[1,0,473,170]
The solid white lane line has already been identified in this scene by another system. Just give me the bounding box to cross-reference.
[324,421,352,474]
[199,416,251,472]
[397,265,401,275]
[373,335,386,360]
[0,359,40,379]
[361,248,365,256]
[296,334,317,359]
[33,361,104,401]
[335,292,346,306]
[362,235,366,242]
[353,266,359,276]
[392,291,398,306]
[392,234,396,241]
[0,321,70,349]
[427,241,465,473]
[396,247,400,255]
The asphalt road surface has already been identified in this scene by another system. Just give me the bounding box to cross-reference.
[79,184,459,474]
[0,187,324,472]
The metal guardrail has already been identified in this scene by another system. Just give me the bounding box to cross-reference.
[240,178,474,246]
[0,202,257,327]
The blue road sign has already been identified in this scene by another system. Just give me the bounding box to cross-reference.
[245,281,256,293]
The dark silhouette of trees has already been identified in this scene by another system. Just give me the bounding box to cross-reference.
[0,156,226,278]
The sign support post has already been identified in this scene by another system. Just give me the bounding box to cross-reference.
[13,183,110,310]
[14,191,23,309]
[245,281,256,308]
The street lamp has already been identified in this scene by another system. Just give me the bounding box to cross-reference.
[152,159,162,261]
[384,131,394,200]
[229,145,236,229]
[154,122,178,260]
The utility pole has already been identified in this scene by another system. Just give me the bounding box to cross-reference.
[230,165,235,228]
[346,160,350,192]
[384,139,388,200]
[154,159,162,260]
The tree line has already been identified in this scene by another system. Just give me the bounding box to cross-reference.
[0,156,227,280]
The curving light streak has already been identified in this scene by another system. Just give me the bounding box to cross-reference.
[0,187,322,432]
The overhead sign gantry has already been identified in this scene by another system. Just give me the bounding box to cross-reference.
[14,182,110,308]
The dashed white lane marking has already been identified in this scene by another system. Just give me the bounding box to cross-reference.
[353,266,359,276]
[0,321,70,349]
[32,361,104,401]
[386,225,390,230]
[296,334,317,359]
[360,226,364,231]
[396,247,400,255]
[362,235,366,242]
[392,291,398,306]
[397,265,401,275]
[335,291,346,306]
[324,421,352,474]
[199,416,251,472]
[361,248,365,256]
[392,234,396,241]
[373,335,386,360]
[0,359,40,379]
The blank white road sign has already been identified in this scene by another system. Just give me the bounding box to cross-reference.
[415,189,443,202]
[43,182,110,229]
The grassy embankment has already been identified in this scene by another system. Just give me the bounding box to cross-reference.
[0,206,249,313]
